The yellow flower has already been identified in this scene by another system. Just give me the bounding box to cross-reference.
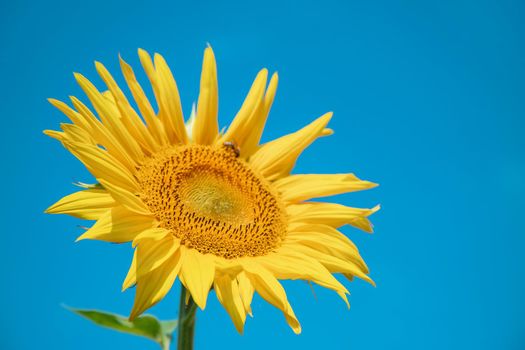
[45,47,379,334]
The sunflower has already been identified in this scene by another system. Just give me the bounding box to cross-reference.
[45,47,379,334]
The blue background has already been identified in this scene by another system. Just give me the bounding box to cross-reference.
[1,0,524,349]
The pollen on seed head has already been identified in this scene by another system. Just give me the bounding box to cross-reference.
[136,144,287,259]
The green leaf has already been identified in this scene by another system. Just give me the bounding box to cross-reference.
[65,306,177,349]
[161,319,179,335]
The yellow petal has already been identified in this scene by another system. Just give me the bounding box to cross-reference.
[236,272,254,317]
[119,55,168,145]
[48,98,93,134]
[263,250,350,308]
[95,61,131,105]
[259,251,348,295]
[179,247,215,309]
[287,203,380,232]
[129,250,183,320]
[136,235,180,278]
[153,53,188,144]
[214,274,246,333]
[286,224,368,272]
[275,173,378,203]
[63,141,139,193]
[193,47,219,145]
[122,250,138,291]
[241,72,279,157]
[43,129,64,141]
[219,69,268,147]
[95,62,158,153]
[76,206,156,243]
[250,112,332,180]
[132,227,171,247]
[68,96,138,172]
[60,123,94,144]
[98,179,151,216]
[74,73,144,166]
[46,188,115,220]
[281,241,374,286]
[242,262,301,334]
[288,222,359,251]
[137,49,180,144]
[115,99,159,153]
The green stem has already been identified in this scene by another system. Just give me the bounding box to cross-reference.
[177,284,197,350]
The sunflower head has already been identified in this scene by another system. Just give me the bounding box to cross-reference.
[136,143,287,259]
[45,47,379,334]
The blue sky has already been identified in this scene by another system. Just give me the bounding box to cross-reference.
[1,0,524,349]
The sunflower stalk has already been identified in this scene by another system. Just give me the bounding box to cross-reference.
[177,285,197,350]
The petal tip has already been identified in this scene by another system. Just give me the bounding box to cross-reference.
[74,235,85,243]
[122,281,135,292]
[368,181,380,188]
[292,325,302,335]
[203,46,216,62]
[72,72,83,81]
[367,276,377,287]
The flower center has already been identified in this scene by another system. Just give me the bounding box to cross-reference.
[136,144,286,259]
